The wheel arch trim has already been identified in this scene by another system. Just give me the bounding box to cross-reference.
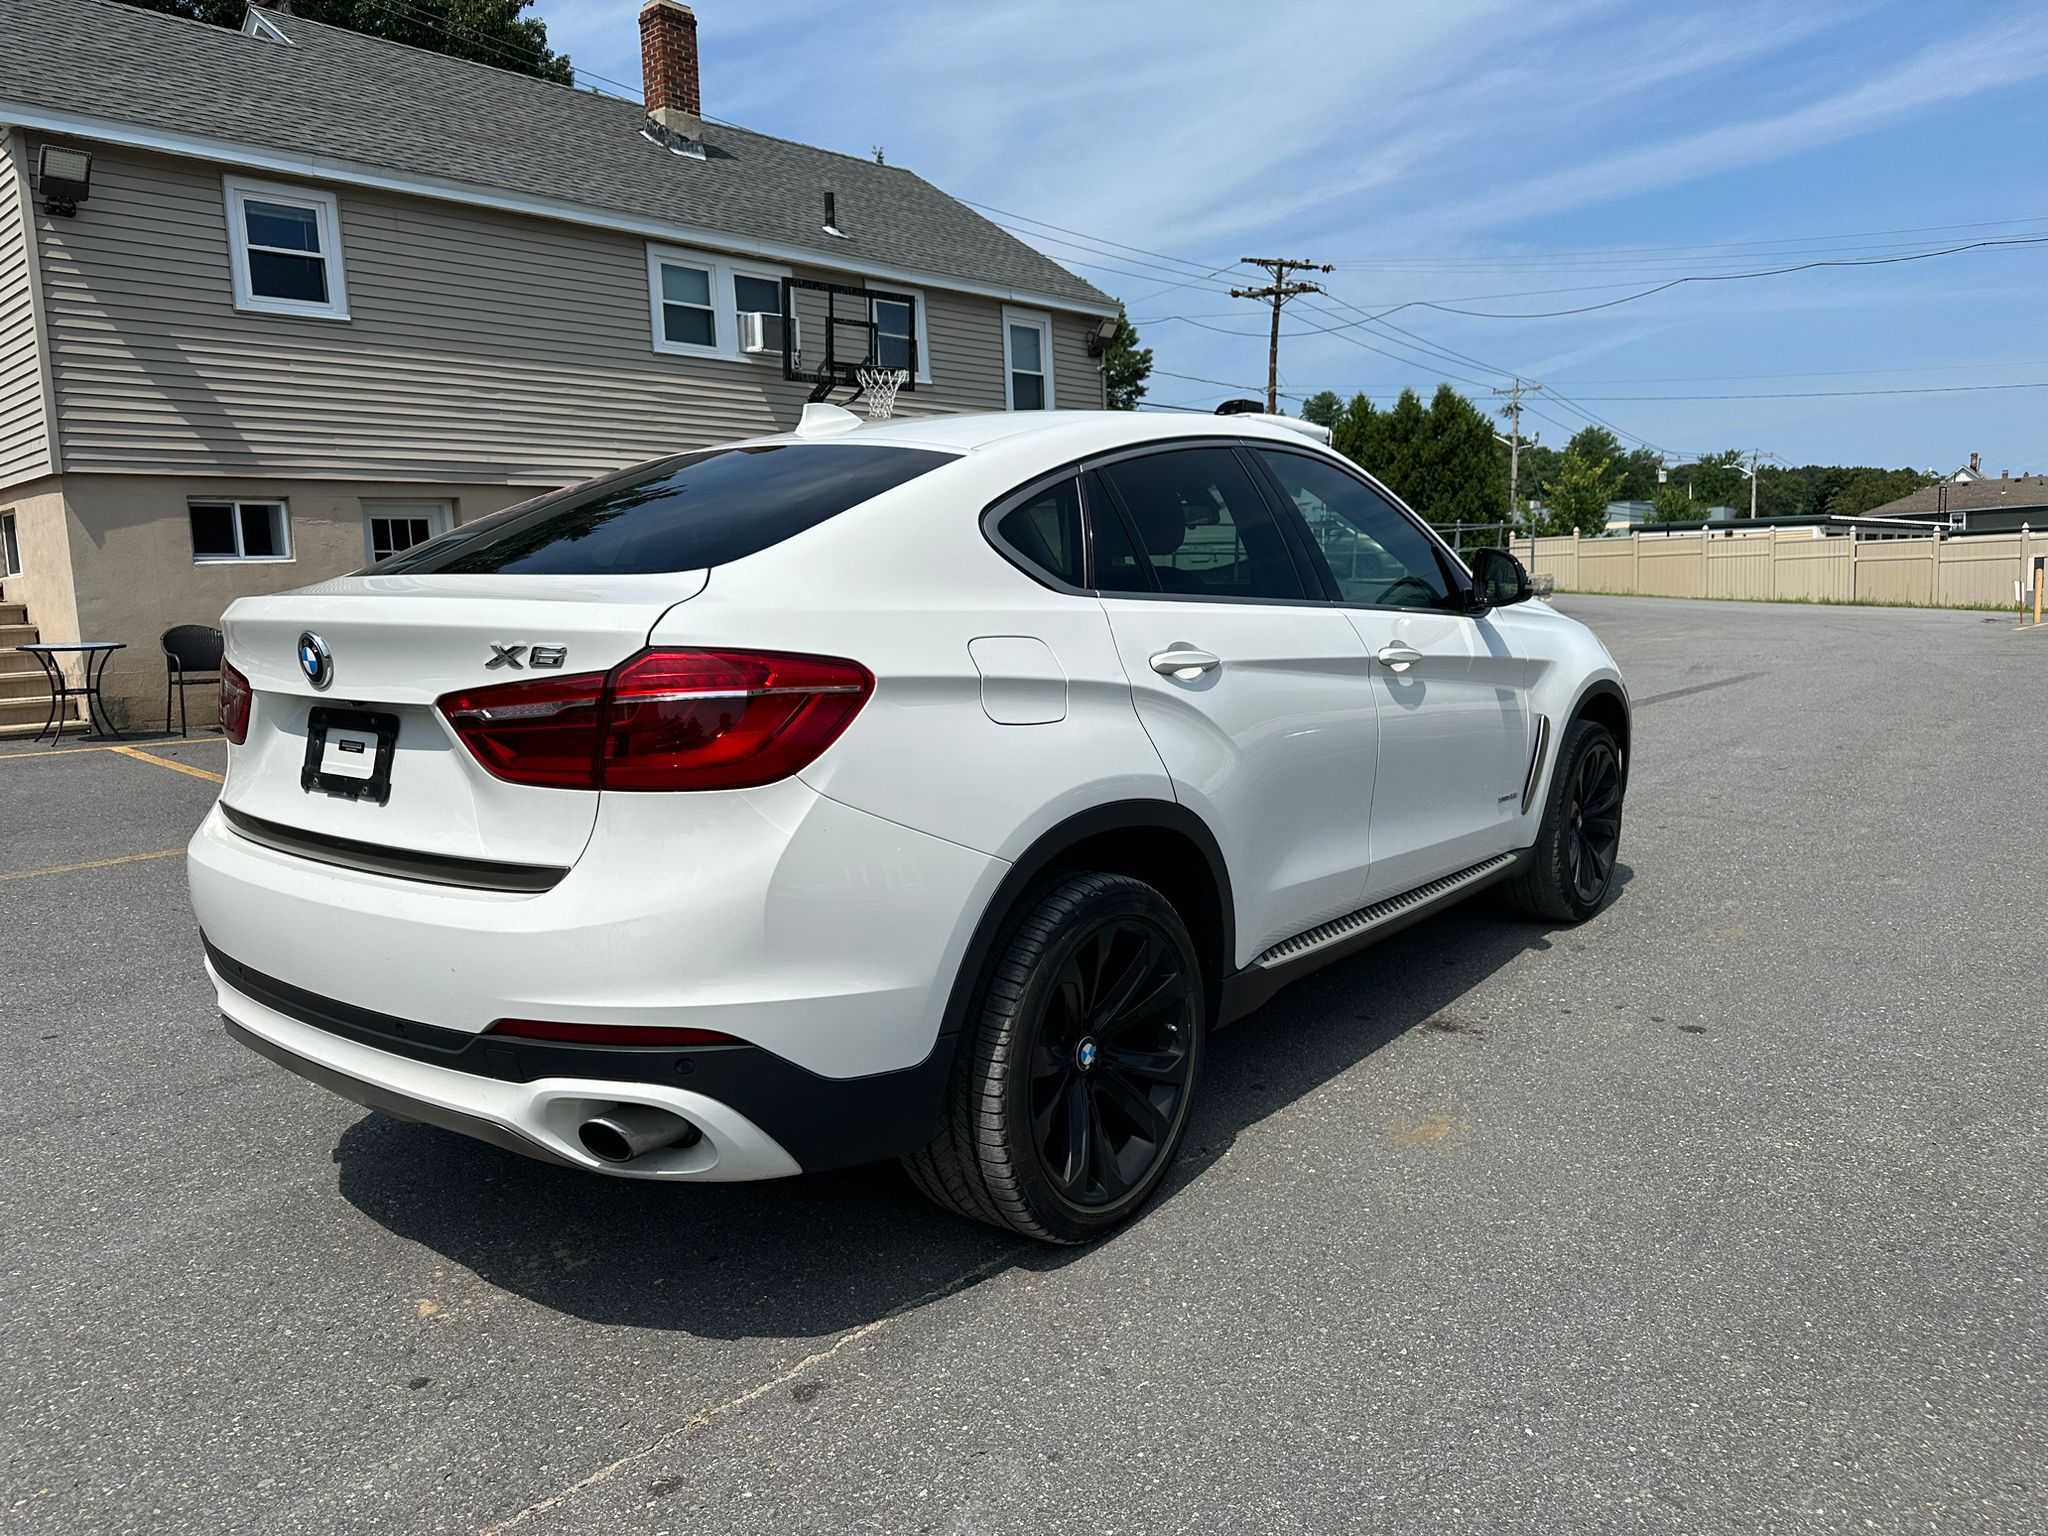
[1567,677,1632,765]
[938,799,1236,1043]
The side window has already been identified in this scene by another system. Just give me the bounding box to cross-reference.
[654,257,717,351]
[224,177,348,320]
[874,297,916,374]
[994,479,1083,587]
[1097,448,1307,601]
[1254,449,1460,610]
[1003,306,1053,410]
[1086,476,1152,594]
[190,500,292,563]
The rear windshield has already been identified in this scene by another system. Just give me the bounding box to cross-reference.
[371,443,955,576]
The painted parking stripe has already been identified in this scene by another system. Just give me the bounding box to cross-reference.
[110,744,226,784]
[0,739,227,764]
[0,848,184,884]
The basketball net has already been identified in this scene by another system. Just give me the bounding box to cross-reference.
[855,367,909,421]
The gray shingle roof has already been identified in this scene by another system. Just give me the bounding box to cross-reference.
[1867,475,2048,517]
[0,0,1113,312]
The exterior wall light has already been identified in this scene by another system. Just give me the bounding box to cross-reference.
[1086,314,1119,358]
[37,145,92,216]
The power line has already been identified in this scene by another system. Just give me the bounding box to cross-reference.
[1523,380,2048,402]
[1316,213,2048,266]
[1373,234,2048,321]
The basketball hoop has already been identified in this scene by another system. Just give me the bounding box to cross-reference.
[855,366,908,421]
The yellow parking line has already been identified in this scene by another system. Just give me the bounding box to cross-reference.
[110,745,225,784]
[0,739,226,764]
[0,848,184,883]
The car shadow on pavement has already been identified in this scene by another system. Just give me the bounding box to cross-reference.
[333,871,1629,1342]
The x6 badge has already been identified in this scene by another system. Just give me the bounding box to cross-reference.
[486,643,567,670]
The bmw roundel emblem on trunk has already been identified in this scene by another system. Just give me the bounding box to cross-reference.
[298,631,333,690]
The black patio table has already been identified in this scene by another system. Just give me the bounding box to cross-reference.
[17,642,126,743]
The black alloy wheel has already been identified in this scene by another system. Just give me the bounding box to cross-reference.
[1565,736,1623,906]
[1026,916,1194,1208]
[1505,716,1625,922]
[903,872,1206,1243]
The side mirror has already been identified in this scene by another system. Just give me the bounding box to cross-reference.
[1468,547,1533,611]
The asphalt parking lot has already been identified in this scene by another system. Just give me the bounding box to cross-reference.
[3,594,2042,1535]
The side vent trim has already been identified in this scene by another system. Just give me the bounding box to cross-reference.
[1521,714,1552,815]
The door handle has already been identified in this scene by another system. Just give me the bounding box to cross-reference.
[1149,646,1221,681]
[1376,643,1424,673]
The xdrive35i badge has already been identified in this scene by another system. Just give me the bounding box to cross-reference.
[297,631,333,690]
[486,643,568,671]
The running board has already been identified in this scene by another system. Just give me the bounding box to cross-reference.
[1216,851,1524,1026]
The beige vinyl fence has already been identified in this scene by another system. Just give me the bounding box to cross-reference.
[1522,526,2048,610]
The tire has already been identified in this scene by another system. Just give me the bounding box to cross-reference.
[903,872,1206,1244]
[1505,717,1624,923]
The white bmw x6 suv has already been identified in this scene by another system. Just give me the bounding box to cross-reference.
[188,407,1627,1243]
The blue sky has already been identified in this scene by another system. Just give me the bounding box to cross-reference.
[533,0,2048,472]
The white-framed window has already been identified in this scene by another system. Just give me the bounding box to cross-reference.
[653,255,718,353]
[362,499,453,565]
[870,286,932,384]
[1002,306,1054,411]
[647,245,792,361]
[0,510,19,579]
[223,176,348,320]
[190,500,292,563]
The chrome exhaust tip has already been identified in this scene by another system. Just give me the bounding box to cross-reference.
[577,1104,701,1164]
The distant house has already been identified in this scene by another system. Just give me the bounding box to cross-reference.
[0,0,1116,727]
[1603,500,1653,534]
[1863,470,2048,535]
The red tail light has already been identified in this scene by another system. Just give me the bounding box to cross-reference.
[219,659,253,744]
[487,1018,738,1047]
[438,647,873,792]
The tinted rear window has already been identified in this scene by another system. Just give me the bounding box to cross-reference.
[373,443,955,576]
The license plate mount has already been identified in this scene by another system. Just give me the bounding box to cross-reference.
[301,706,400,805]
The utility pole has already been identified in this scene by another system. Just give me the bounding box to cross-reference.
[1231,257,1333,412]
[1493,378,1542,526]
[1748,449,1760,518]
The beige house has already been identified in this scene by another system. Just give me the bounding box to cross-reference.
[0,0,1116,731]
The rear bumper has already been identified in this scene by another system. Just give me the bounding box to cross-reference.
[187,776,1002,1080]
[210,944,954,1175]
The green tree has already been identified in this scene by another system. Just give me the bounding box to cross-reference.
[1540,445,1614,536]
[1331,393,1378,465]
[1299,391,1344,430]
[1675,449,1748,511]
[1414,383,1506,525]
[1564,425,1624,469]
[1615,447,1663,502]
[1329,384,1503,524]
[1100,308,1152,411]
[1353,387,1431,507]
[1650,484,1693,523]
[112,0,574,83]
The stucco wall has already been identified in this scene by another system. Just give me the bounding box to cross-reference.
[0,475,78,641]
[55,472,542,723]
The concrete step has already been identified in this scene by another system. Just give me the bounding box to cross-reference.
[0,717,86,740]
[0,623,41,648]
[0,695,82,729]
[0,651,44,676]
[0,671,54,701]
[0,602,26,625]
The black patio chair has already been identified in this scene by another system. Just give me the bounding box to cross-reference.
[162,624,223,737]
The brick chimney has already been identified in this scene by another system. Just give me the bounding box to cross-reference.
[640,0,702,138]
[1969,451,1981,475]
